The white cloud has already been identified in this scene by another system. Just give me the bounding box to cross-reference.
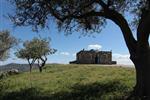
[88,44,102,50]
[60,52,70,56]
[112,53,133,65]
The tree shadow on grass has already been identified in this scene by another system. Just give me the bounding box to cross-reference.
[1,80,131,100]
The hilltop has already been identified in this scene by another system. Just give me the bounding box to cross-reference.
[0,64,135,100]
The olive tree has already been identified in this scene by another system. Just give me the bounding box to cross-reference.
[0,30,17,61]
[16,38,56,72]
[10,0,150,98]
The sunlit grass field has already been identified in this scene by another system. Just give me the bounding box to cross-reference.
[0,64,135,100]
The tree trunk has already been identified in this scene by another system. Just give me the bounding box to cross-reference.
[130,46,150,99]
[39,67,42,73]
[37,57,47,73]
[29,65,32,73]
[131,8,150,99]
[27,59,32,73]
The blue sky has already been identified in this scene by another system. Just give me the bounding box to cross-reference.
[0,0,133,65]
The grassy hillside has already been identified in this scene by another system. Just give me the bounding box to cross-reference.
[0,64,135,100]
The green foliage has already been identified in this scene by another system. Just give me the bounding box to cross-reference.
[0,30,17,61]
[16,37,56,60]
[9,0,149,33]
[0,65,135,100]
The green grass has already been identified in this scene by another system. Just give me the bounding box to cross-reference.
[0,64,135,100]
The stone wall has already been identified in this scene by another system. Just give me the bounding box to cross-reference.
[77,51,97,64]
[97,51,112,64]
[70,49,116,64]
[76,50,112,64]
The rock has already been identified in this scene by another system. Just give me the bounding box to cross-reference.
[7,69,19,75]
[0,69,19,79]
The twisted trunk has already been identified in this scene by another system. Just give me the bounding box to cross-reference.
[131,46,150,99]
[106,8,150,99]
[27,58,36,73]
[127,9,150,98]
[39,66,42,73]
[37,56,47,73]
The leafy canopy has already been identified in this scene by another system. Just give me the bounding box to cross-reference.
[0,30,17,61]
[16,37,56,60]
[10,0,149,34]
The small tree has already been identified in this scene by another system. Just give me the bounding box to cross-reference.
[0,30,17,61]
[15,38,56,72]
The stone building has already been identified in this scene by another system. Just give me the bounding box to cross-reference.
[70,49,116,64]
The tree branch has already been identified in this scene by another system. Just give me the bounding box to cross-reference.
[45,0,97,22]
[106,10,137,54]
[137,10,150,46]
[60,10,137,54]
[95,0,109,9]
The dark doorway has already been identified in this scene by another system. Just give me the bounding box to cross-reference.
[95,56,99,64]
